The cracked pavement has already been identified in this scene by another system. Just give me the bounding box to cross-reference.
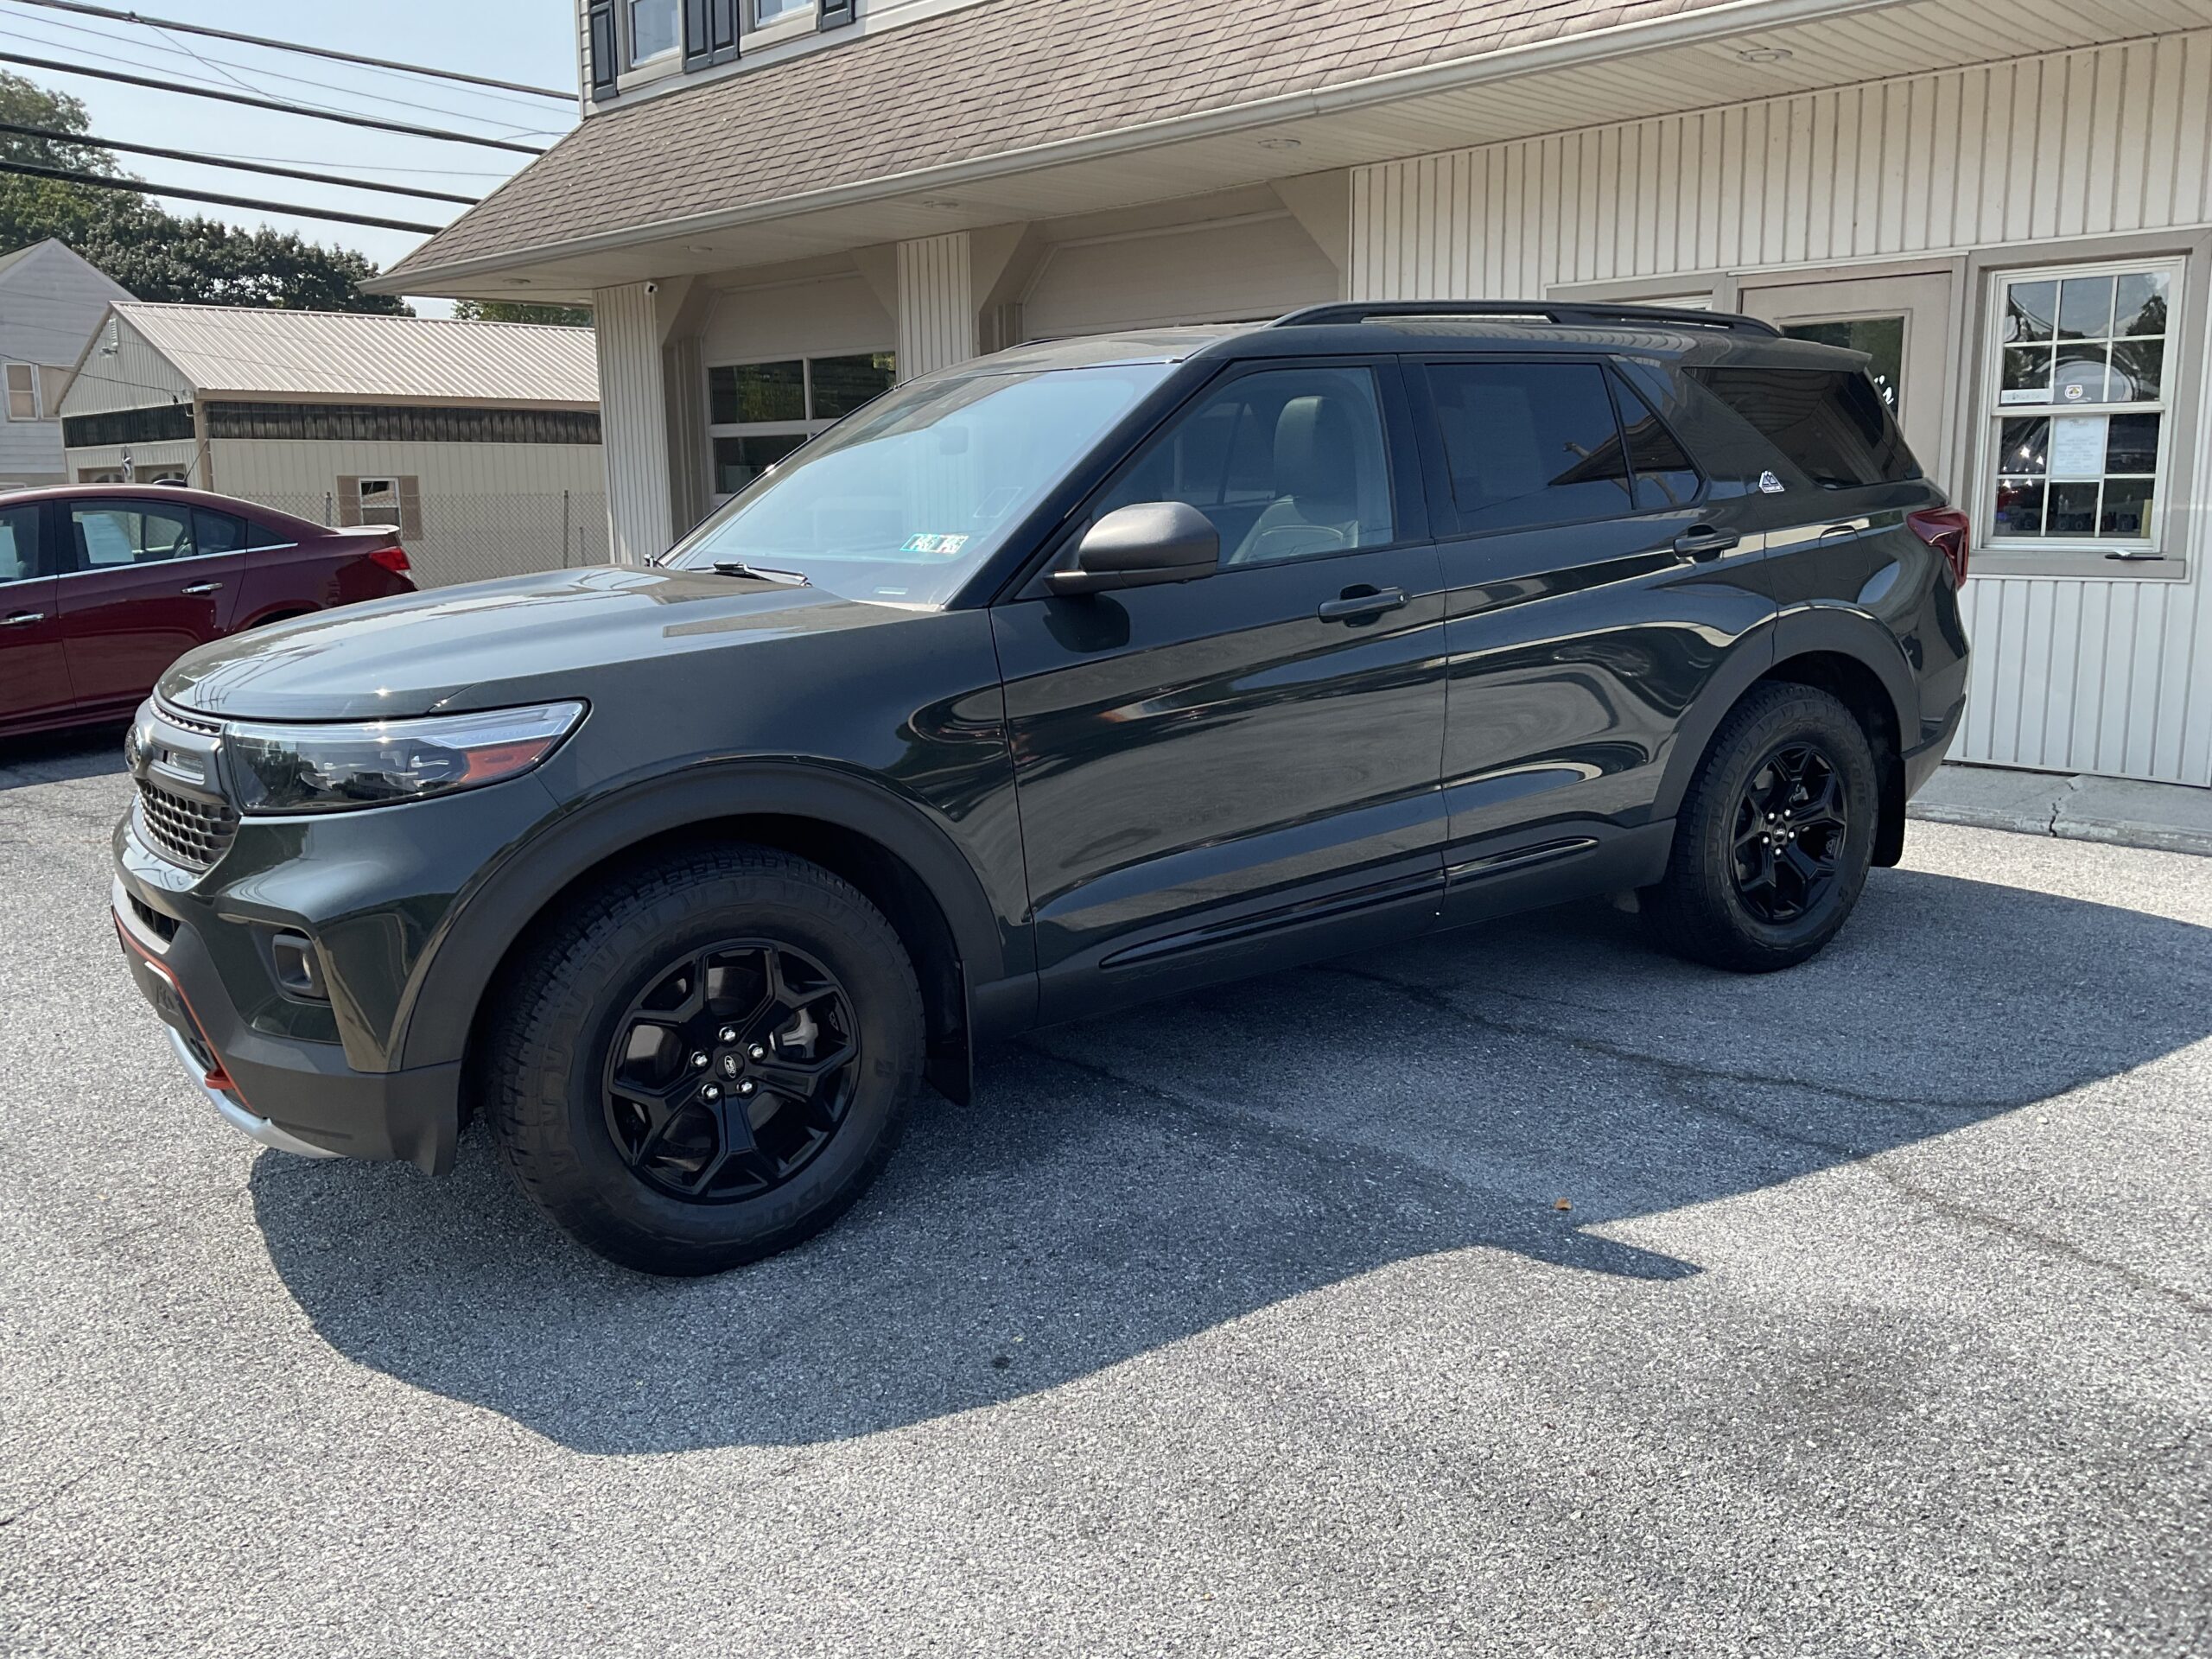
[1,727,2207,1656]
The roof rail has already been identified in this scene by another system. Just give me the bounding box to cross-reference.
[1269,300,1783,337]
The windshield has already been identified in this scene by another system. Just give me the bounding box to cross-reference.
[666,361,1176,606]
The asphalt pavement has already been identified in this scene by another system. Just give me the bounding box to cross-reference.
[1,725,2206,1657]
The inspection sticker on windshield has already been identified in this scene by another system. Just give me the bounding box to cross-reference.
[901,532,969,556]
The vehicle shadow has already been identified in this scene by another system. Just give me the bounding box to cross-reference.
[250,863,2212,1452]
[0,725,128,791]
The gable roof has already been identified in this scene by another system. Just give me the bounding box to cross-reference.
[0,238,123,286]
[378,0,1746,289]
[97,303,599,406]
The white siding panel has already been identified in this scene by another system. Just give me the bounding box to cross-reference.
[1020,214,1338,340]
[54,315,191,420]
[206,435,607,587]
[592,282,673,565]
[1350,30,2212,785]
[896,232,974,381]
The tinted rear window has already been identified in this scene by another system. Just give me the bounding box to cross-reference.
[1688,365,1919,489]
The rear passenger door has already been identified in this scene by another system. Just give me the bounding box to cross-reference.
[56,499,247,715]
[1410,354,1777,921]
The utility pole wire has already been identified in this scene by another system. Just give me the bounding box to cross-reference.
[0,50,550,152]
[0,157,445,233]
[4,0,573,99]
[0,120,482,203]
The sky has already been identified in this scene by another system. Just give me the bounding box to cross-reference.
[4,0,579,315]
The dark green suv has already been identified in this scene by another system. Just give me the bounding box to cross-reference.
[113,302,1971,1274]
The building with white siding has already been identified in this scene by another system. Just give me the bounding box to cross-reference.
[0,240,132,489]
[56,304,608,587]
[371,0,2212,785]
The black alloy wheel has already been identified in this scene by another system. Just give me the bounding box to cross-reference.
[604,939,861,1203]
[483,844,924,1275]
[1643,682,1878,973]
[1729,741,1850,925]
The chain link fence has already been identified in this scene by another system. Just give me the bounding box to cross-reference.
[254,491,612,589]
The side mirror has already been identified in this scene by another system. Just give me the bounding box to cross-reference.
[1046,502,1219,596]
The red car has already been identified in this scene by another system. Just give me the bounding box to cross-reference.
[0,485,415,737]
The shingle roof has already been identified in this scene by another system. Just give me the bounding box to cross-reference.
[110,303,598,404]
[383,0,1730,283]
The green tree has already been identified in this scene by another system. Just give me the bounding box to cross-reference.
[452,299,591,327]
[0,72,410,314]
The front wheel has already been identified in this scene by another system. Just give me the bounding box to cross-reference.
[1644,683,1878,973]
[481,845,925,1274]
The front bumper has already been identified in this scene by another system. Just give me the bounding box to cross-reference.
[113,870,463,1173]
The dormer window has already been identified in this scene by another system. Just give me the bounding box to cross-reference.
[629,0,681,64]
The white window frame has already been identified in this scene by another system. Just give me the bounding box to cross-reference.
[626,0,682,68]
[357,476,404,527]
[4,363,38,422]
[1974,254,2183,565]
[704,352,895,500]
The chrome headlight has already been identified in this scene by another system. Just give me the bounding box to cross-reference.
[226,702,586,815]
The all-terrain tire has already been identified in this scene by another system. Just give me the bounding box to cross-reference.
[1644,683,1879,973]
[480,843,925,1275]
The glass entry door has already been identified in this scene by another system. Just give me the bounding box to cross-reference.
[1738,271,1955,485]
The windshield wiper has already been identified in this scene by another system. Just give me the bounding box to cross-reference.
[708,560,810,586]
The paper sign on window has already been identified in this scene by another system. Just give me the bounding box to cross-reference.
[2048,415,2109,481]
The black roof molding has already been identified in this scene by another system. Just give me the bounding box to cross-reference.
[1271,301,1783,338]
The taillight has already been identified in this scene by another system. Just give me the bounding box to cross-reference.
[369,543,411,575]
[1907,507,1971,588]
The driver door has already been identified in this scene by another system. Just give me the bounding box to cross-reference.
[990,359,1449,1019]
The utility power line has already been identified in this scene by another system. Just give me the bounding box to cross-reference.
[0,119,482,203]
[0,12,563,133]
[5,0,572,100]
[0,49,549,152]
[0,157,444,232]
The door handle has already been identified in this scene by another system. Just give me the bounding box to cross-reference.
[1672,525,1741,562]
[1316,585,1408,621]
[2,610,45,626]
[181,581,224,595]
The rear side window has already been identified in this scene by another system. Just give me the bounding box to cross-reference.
[1427,361,1703,531]
[1688,365,1919,489]
[194,508,249,555]
[1429,361,1633,532]
[1617,379,1701,511]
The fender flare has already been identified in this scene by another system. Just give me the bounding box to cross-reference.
[1649,604,1917,823]
[393,760,1014,1072]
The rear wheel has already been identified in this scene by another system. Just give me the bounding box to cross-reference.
[1645,683,1878,973]
[481,844,924,1274]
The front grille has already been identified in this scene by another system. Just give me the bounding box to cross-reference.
[137,780,239,869]
[156,701,222,736]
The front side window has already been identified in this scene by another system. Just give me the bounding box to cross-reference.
[671,360,1173,607]
[69,502,194,569]
[708,353,897,497]
[1985,258,2178,553]
[629,0,680,63]
[0,504,39,580]
[1093,365,1395,566]
[756,0,809,21]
